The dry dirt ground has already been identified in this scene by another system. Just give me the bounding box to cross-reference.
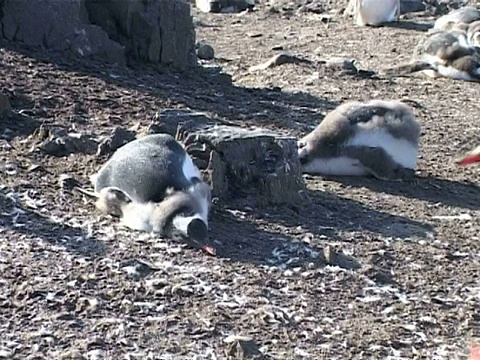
[1,1,480,359]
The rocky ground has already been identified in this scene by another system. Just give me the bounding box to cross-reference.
[1,1,480,359]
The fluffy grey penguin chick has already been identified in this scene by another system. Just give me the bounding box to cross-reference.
[92,182,215,254]
[298,100,421,181]
[91,134,202,203]
[382,30,480,81]
[433,6,480,31]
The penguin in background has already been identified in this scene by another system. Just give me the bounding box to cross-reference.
[344,0,400,27]
[433,6,480,32]
[297,100,421,181]
[381,29,480,82]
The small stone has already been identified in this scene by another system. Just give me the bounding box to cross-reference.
[0,93,11,118]
[196,42,215,60]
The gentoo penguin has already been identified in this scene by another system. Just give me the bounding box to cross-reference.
[381,30,480,81]
[458,145,480,165]
[89,133,214,253]
[89,183,215,254]
[345,0,400,27]
[92,134,202,203]
[433,6,480,31]
[297,100,421,181]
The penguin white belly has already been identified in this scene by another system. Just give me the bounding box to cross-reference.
[437,65,477,81]
[357,0,398,26]
[301,156,367,176]
[120,203,156,232]
[182,154,202,181]
[347,130,418,169]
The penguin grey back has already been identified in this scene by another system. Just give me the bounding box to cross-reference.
[93,134,200,203]
[414,31,468,59]
[434,6,480,30]
[299,100,420,159]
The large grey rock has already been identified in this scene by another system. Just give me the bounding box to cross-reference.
[0,0,197,69]
[176,123,307,206]
[1,0,125,65]
[86,0,197,69]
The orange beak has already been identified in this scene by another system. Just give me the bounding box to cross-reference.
[459,146,480,166]
[201,244,217,256]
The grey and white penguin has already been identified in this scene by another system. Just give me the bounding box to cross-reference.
[92,134,203,203]
[381,30,480,81]
[344,0,400,27]
[88,134,214,254]
[433,6,480,31]
[297,100,421,181]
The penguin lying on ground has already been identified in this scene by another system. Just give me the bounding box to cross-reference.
[92,133,202,202]
[433,6,480,32]
[381,30,480,81]
[345,0,400,27]
[83,134,215,254]
[298,100,421,181]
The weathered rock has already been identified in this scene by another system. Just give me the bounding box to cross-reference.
[195,0,255,13]
[196,42,215,60]
[400,0,425,14]
[0,0,197,69]
[96,127,137,157]
[39,129,98,157]
[1,0,125,65]
[86,0,196,69]
[176,123,307,206]
[147,109,217,137]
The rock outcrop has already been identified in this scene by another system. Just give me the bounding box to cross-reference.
[176,122,307,206]
[0,0,196,69]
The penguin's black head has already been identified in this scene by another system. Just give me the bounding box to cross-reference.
[169,210,215,255]
[187,218,209,243]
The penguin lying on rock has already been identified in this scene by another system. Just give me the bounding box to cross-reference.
[82,134,215,255]
[298,100,421,181]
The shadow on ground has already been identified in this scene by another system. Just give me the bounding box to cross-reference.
[244,188,435,241]
[206,185,434,268]
[381,20,432,32]
[0,189,105,257]
[209,208,327,268]
[332,174,480,211]
[2,42,339,136]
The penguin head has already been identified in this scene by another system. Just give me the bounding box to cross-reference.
[169,182,214,254]
[96,187,132,217]
[171,213,214,255]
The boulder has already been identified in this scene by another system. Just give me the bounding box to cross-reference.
[0,0,197,69]
[176,122,307,206]
[85,0,197,68]
[195,0,255,13]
